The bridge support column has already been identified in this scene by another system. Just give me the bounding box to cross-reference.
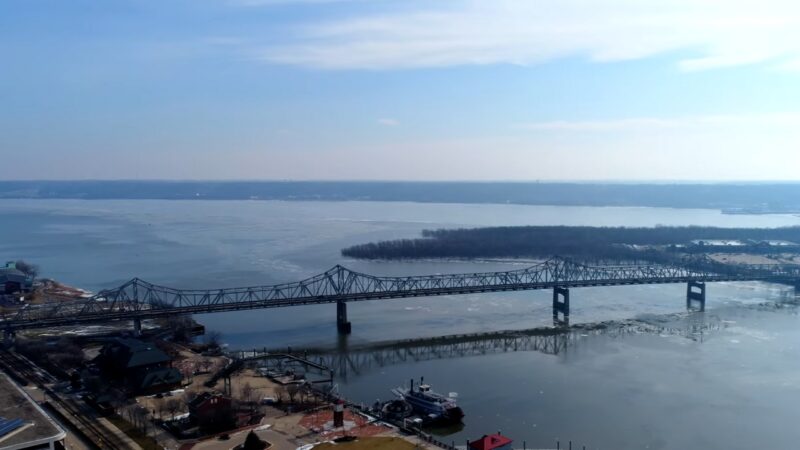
[133,318,142,336]
[336,300,352,334]
[3,329,15,348]
[553,287,570,327]
[686,281,706,312]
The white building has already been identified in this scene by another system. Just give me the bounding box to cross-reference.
[0,374,66,450]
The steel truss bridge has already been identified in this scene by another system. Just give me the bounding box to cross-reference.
[2,257,799,337]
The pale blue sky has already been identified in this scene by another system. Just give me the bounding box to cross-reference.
[1,0,799,180]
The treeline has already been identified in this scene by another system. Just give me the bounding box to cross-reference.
[341,226,800,260]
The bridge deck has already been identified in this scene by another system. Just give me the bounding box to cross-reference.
[1,257,797,331]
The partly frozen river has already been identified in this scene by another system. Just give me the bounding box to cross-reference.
[2,199,800,449]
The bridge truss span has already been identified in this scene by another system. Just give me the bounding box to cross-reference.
[1,257,797,333]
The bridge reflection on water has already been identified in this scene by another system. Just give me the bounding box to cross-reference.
[234,312,732,380]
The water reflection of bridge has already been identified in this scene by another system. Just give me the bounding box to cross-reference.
[234,315,723,379]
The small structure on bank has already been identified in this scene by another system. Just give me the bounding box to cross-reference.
[94,338,182,395]
[468,433,514,450]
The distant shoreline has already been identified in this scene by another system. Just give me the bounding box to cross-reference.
[3,180,800,213]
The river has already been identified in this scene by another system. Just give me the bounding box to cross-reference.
[1,199,800,449]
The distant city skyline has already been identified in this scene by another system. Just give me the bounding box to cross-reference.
[2,0,799,180]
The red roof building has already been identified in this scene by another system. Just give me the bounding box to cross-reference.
[188,392,234,432]
[469,433,514,450]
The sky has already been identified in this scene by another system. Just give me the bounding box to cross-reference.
[1,0,799,181]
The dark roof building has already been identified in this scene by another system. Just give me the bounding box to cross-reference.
[95,338,182,394]
[98,339,172,372]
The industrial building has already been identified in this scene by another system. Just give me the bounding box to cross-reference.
[0,262,33,296]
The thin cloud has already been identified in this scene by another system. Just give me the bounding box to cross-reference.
[377,118,399,126]
[255,0,800,71]
[230,0,362,5]
[516,114,800,132]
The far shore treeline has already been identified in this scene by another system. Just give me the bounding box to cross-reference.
[341,226,800,260]
[3,181,800,213]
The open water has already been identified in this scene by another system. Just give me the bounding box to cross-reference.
[2,199,800,449]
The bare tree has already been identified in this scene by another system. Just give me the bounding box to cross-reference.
[274,385,287,403]
[300,384,315,406]
[157,400,170,420]
[240,382,256,408]
[286,384,299,404]
[165,398,182,421]
[132,406,150,434]
[205,331,222,349]
[183,390,198,405]
[107,389,127,415]
[168,315,195,343]
[199,358,213,372]
[14,260,39,278]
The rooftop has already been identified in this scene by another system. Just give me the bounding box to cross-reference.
[101,338,172,368]
[0,373,66,450]
[469,434,513,450]
[0,268,30,280]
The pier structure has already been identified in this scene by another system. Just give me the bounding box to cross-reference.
[686,281,707,311]
[337,300,352,334]
[552,287,570,326]
[2,256,799,336]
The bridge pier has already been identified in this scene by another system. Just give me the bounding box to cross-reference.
[686,281,706,312]
[3,329,16,348]
[336,300,352,334]
[133,318,142,336]
[553,287,570,327]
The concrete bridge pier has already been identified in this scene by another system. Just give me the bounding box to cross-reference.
[133,318,142,336]
[3,329,16,348]
[686,281,706,311]
[553,287,570,327]
[337,300,352,334]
